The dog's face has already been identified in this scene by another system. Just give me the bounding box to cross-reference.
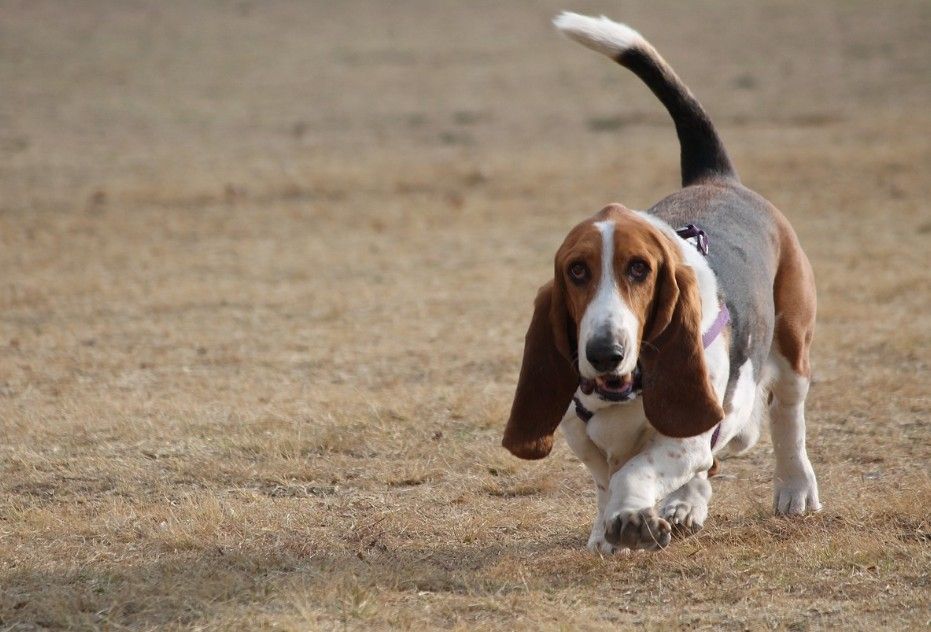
[555,204,666,398]
[502,204,724,460]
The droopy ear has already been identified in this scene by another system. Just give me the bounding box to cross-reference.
[639,255,724,438]
[502,281,578,459]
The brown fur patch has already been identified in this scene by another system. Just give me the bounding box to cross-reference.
[501,282,578,459]
[772,211,817,376]
[707,457,721,478]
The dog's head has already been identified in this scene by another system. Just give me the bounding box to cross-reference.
[502,204,723,459]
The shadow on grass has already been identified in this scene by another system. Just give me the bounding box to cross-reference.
[0,534,589,628]
[3,506,923,627]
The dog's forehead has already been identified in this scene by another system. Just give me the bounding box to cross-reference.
[560,204,656,256]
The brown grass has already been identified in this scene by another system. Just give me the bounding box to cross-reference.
[1,1,930,629]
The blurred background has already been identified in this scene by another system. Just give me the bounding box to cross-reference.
[4,1,928,210]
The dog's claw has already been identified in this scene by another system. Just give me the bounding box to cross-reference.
[604,507,672,550]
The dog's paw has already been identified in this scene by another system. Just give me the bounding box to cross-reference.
[604,507,672,551]
[660,499,707,536]
[660,476,710,536]
[774,461,821,515]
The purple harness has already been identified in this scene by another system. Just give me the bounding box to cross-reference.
[676,224,730,353]
[573,224,728,447]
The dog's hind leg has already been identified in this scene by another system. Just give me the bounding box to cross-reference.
[770,229,820,514]
[769,352,821,514]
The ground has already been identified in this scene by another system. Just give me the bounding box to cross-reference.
[1,1,929,630]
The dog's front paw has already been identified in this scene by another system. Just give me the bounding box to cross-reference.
[604,507,672,551]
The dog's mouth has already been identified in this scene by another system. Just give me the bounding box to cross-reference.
[580,371,640,402]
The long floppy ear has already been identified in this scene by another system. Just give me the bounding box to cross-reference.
[502,281,578,459]
[639,255,724,438]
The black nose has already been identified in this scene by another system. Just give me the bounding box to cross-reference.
[586,338,624,372]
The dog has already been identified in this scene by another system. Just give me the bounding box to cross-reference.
[502,13,821,553]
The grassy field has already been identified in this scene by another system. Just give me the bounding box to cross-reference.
[1,1,929,629]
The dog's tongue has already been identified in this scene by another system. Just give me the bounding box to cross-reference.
[596,374,633,393]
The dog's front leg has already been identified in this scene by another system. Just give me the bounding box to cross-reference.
[560,414,618,554]
[603,433,713,550]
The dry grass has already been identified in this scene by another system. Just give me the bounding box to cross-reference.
[1,1,930,629]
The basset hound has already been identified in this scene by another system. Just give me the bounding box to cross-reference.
[502,13,821,553]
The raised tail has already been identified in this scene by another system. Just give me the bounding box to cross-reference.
[554,12,738,187]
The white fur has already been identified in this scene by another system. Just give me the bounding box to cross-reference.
[768,352,821,513]
[602,429,715,538]
[553,12,645,59]
[709,359,760,457]
[584,397,650,471]
[560,412,614,553]
[578,220,640,378]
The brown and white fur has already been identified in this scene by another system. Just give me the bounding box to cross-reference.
[502,13,821,553]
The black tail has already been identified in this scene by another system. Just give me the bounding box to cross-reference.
[555,13,738,187]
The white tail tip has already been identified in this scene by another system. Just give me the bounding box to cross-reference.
[552,11,644,58]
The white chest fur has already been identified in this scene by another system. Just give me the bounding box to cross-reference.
[584,399,654,472]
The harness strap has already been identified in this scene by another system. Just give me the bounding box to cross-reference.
[674,224,709,256]
[702,304,731,348]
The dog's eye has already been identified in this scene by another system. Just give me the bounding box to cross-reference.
[568,262,589,284]
[627,259,650,281]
